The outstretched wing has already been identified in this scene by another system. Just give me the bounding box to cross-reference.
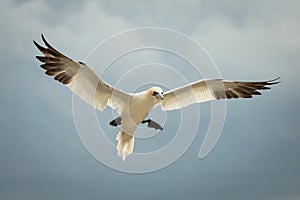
[159,78,280,111]
[34,34,130,113]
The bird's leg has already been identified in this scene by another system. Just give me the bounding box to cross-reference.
[141,119,163,130]
[109,116,122,127]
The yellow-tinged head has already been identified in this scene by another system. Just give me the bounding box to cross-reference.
[147,87,164,100]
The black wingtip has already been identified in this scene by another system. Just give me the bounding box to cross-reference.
[41,34,46,42]
[33,39,46,52]
[41,34,51,47]
[33,40,38,47]
[35,55,43,62]
[270,77,281,82]
[267,77,281,85]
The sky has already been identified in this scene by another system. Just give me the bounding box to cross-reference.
[0,0,300,199]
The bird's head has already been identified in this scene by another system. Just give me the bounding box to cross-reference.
[148,87,164,100]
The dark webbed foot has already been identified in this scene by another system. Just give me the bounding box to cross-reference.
[141,119,163,130]
[109,117,122,127]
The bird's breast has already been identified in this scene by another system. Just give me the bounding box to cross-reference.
[127,95,155,122]
[120,94,156,134]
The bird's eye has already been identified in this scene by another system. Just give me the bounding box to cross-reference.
[152,91,158,96]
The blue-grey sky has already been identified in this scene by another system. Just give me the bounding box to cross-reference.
[0,0,299,199]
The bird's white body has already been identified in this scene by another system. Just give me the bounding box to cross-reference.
[121,92,154,131]
[34,35,279,161]
[116,91,159,160]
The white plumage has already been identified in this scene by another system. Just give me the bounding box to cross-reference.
[34,35,279,160]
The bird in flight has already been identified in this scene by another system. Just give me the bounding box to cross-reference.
[34,34,280,161]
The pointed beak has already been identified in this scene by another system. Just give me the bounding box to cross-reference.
[155,93,164,100]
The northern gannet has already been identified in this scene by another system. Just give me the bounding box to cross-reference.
[34,35,280,160]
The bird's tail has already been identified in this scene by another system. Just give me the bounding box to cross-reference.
[116,130,134,161]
